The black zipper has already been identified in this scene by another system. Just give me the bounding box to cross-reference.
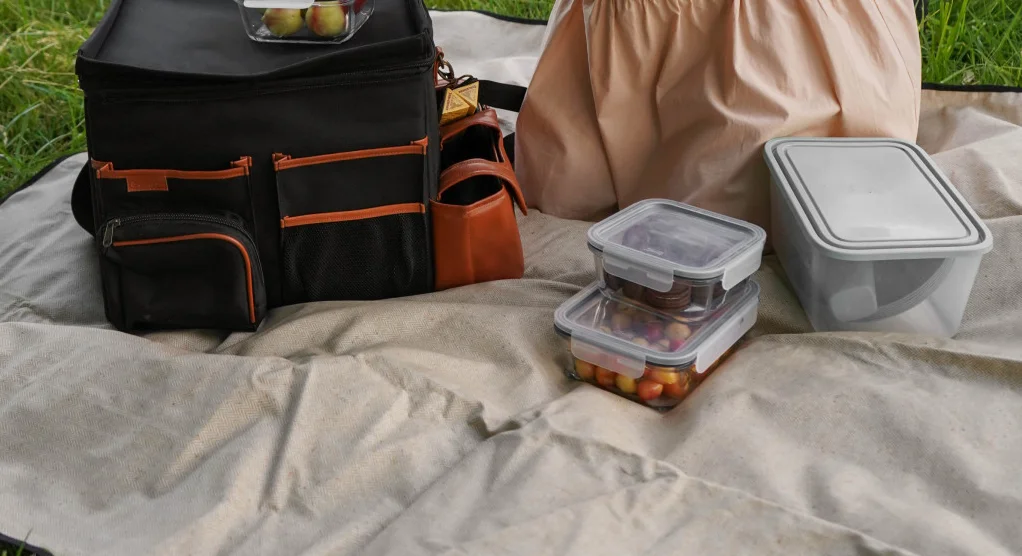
[101,212,260,272]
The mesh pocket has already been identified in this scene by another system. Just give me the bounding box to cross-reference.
[281,212,429,303]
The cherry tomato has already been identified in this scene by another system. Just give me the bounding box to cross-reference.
[663,380,689,399]
[574,359,596,380]
[637,380,664,402]
[615,374,638,394]
[645,367,680,385]
[595,367,618,388]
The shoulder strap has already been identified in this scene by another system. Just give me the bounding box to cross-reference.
[477,80,527,166]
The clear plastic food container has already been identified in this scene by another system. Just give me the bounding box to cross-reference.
[236,0,373,45]
[765,137,993,337]
[554,279,760,410]
[587,199,765,322]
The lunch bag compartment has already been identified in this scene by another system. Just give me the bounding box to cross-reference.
[279,204,429,303]
[274,138,431,303]
[91,157,256,227]
[98,212,266,331]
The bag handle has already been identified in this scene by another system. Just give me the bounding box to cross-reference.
[438,158,527,215]
[440,108,503,145]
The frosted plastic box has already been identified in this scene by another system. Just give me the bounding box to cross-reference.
[765,138,993,337]
[236,0,373,45]
[588,199,765,322]
[554,280,760,410]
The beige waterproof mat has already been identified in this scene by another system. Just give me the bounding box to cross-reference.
[1,11,1021,556]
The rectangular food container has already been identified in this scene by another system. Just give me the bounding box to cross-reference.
[554,279,760,410]
[587,199,766,323]
[237,0,373,44]
[765,137,993,337]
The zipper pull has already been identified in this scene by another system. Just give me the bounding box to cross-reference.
[102,219,120,248]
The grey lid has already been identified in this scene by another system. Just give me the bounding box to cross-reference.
[587,199,766,291]
[553,280,760,376]
[765,138,992,260]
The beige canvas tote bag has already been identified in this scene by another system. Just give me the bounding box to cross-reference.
[515,0,922,232]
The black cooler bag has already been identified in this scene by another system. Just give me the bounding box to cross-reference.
[71,0,440,331]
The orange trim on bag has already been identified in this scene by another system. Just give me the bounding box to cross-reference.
[112,233,257,324]
[280,203,425,228]
[273,138,429,171]
[94,158,252,193]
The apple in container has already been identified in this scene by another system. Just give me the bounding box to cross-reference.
[262,8,303,36]
[306,2,347,37]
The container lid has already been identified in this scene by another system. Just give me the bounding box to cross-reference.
[765,138,993,261]
[554,280,760,378]
[587,199,766,292]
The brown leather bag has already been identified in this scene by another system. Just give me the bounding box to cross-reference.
[432,108,528,291]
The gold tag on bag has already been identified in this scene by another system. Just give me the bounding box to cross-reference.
[439,81,480,125]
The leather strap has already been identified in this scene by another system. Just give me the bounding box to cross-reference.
[439,109,502,145]
[438,158,527,214]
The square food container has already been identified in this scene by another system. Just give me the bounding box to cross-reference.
[587,199,766,322]
[236,0,373,44]
[554,279,760,410]
[765,137,993,337]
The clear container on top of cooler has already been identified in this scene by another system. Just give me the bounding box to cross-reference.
[554,280,760,410]
[236,0,373,45]
[587,199,766,323]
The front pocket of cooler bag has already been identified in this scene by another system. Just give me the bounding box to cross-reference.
[273,139,431,304]
[273,139,429,215]
[279,204,429,303]
[91,158,257,227]
[98,213,267,331]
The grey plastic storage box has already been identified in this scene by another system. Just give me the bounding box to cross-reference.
[765,137,992,337]
[587,199,765,323]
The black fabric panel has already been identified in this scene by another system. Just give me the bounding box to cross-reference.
[277,151,425,217]
[84,67,434,307]
[78,0,431,80]
[281,211,429,303]
[97,172,256,229]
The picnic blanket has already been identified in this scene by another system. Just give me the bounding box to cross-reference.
[2,11,1021,556]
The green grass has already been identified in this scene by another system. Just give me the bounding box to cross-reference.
[1,0,1020,196]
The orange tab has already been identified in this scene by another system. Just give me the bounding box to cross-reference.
[125,174,169,193]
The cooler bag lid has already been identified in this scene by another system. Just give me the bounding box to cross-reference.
[76,0,433,83]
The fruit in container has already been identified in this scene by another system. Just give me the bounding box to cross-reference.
[663,379,690,399]
[615,374,638,394]
[306,2,347,37]
[262,8,304,36]
[595,367,618,389]
[610,312,632,332]
[574,359,596,381]
[644,366,680,385]
[644,322,665,343]
[636,380,664,402]
[665,322,691,341]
